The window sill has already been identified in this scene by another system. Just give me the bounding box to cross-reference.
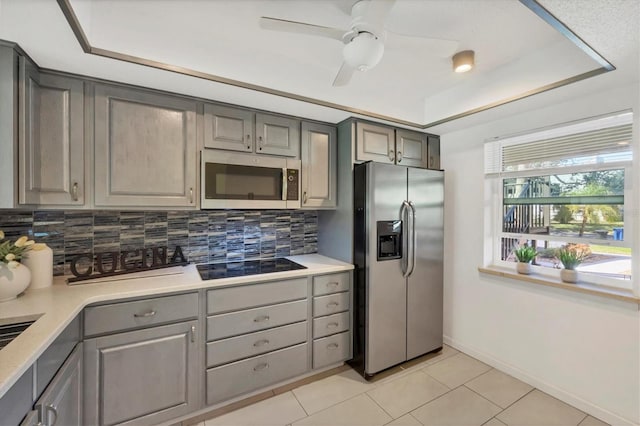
[478,265,639,305]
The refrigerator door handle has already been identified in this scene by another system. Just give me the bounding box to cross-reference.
[408,201,417,277]
[400,200,411,277]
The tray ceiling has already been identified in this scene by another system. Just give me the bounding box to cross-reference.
[0,0,636,130]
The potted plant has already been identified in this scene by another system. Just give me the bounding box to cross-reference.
[514,245,537,275]
[556,246,587,283]
[0,231,45,302]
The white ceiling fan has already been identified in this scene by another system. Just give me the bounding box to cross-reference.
[260,0,459,86]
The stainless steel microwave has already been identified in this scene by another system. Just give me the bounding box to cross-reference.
[200,150,301,209]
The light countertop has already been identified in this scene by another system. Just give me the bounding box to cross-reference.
[0,254,353,399]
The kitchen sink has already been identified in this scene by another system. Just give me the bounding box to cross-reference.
[0,316,40,350]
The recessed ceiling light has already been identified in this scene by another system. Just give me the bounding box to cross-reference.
[452,50,475,73]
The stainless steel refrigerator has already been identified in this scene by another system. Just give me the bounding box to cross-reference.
[351,161,444,378]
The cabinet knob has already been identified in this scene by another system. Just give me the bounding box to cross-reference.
[303,191,308,204]
[189,187,194,204]
[258,136,263,150]
[327,322,339,328]
[247,134,251,150]
[397,151,402,163]
[327,301,339,309]
[388,150,395,162]
[134,310,156,318]
[327,343,340,350]
[253,339,270,347]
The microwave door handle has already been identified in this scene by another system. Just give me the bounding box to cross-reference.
[282,168,288,201]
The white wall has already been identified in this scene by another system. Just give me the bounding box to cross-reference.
[441,82,640,425]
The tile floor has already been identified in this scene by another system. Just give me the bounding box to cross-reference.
[191,346,609,426]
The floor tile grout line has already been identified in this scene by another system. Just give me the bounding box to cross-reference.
[364,388,396,421]
[408,411,426,426]
[290,389,311,418]
[462,383,507,413]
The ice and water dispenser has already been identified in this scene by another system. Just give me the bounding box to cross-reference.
[376,220,402,260]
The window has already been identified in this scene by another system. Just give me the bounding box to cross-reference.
[485,111,633,290]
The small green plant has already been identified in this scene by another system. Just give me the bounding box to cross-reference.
[514,245,537,263]
[556,246,588,270]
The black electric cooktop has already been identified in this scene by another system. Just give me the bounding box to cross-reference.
[196,258,307,280]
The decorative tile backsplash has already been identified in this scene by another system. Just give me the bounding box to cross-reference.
[0,210,318,276]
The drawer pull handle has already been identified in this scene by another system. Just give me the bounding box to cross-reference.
[254,315,270,323]
[327,282,339,287]
[253,362,269,371]
[327,343,340,350]
[45,404,58,426]
[134,310,156,318]
[253,339,270,347]
[327,302,340,308]
[327,322,339,328]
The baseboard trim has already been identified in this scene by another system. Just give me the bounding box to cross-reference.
[443,335,638,426]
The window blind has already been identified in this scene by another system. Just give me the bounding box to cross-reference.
[484,111,633,174]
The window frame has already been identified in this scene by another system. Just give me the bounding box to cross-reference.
[486,142,634,291]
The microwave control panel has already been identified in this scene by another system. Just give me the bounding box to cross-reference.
[286,169,299,200]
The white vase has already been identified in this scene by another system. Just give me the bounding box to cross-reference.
[516,262,531,275]
[0,263,32,302]
[560,269,578,284]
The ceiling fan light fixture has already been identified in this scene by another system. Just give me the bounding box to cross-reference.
[452,50,475,73]
[343,32,384,71]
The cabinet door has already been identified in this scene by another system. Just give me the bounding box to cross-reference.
[355,122,395,163]
[19,58,84,205]
[84,321,200,426]
[427,135,441,169]
[301,122,337,209]
[94,84,197,207]
[255,113,300,157]
[203,104,253,152]
[396,129,427,168]
[35,343,83,426]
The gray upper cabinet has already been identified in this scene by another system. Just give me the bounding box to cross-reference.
[203,104,253,153]
[33,343,83,426]
[94,84,197,207]
[427,135,441,169]
[301,122,337,209]
[255,113,300,157]
[396,129,428,168]
[19,58,84,206]
[355,121,395,164]
[84,320,200,426]
[203,105,300,158]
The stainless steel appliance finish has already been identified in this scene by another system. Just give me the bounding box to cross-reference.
[352,161,443,378]
[201,150,301,209]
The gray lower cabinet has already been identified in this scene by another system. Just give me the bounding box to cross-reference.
[301,122,337,209]
[94,84,197,207]
[84,320,200,426]
[19,57,85,206]
[311,272,352,370]
[205,278,310,405]
[30,342,83,426]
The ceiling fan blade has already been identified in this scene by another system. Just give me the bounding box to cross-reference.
[385,32,459,58]
[332,62,355,87]
[363,0,397,25]
[259,17,345,41]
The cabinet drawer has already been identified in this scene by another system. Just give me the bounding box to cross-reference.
[313,312,349,339]
[312,272,349,296]
[207,278,307,314]
[207,321,307,367]
[84,293,198,337]
[313,331,350,370]
[206,343,308,405]
[207,300,307,341]
[313,292,349,317]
